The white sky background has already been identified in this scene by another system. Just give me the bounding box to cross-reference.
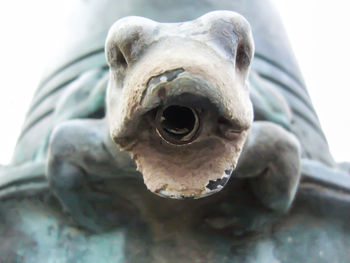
[0,0,349,165]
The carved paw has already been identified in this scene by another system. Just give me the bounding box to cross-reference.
[236,121,301,213]
[46,120,136,232]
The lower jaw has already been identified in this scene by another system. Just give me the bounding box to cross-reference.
[150,165,234,200]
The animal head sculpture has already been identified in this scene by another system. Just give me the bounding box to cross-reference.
[105,11,254,199]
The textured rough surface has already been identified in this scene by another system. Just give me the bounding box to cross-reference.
[0,0,349,262]
[0,183,349,263]
[12,0,334,166]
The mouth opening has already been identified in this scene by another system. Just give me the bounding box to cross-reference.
[155,105,201,145]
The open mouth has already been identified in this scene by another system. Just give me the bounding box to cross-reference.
[155,105,201,145]
[110,67,251,199]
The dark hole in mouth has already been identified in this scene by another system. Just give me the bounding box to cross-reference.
[155,105,200,145]
[162,106,195,135]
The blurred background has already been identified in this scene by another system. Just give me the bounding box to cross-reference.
[0,0,349,165]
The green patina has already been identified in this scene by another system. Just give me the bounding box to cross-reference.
[0,0,349,262]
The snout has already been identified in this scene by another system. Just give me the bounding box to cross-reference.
[105,11,254,199]
[109,66,252,199]
[141,68,250,145]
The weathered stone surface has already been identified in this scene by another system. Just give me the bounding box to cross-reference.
[0,0,349,262]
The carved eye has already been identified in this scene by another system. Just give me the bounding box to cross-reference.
[107,45,127,69]
[236,43,251,70]
[116,48,127,67]
[106,16,157,69]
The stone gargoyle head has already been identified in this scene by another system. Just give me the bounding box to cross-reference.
[105,11,254,199]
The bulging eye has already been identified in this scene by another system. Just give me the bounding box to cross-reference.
[116,48,127,67]
[105,16,157,70]
[236,44,251,70]
[107,45,127,69]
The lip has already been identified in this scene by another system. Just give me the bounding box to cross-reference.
[154,165,234,199]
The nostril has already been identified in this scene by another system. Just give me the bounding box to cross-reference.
[218,117,243,140]
[155,105,201,145]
